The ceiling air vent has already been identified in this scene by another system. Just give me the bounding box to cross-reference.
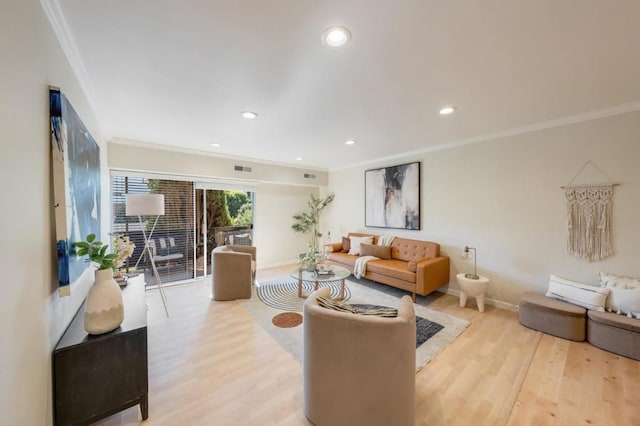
[234,165,252,173]
[304,173,316,179]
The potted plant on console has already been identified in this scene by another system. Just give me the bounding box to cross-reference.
[291,193,335,271]
[74,234,125,335]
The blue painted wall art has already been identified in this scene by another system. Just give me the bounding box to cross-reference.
[50,87,101,295]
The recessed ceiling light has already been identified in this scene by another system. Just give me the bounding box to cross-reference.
[296,157,304,161]
[241,111,258,119]
[211,143,221,147]
[322,26,351,48]
[345,140,356,145]
[439,106,457,115]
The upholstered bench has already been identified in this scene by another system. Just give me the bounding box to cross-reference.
[519,292,586,341]
[587,311,640,360]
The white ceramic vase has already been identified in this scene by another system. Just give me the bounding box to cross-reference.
[84,269,125,335]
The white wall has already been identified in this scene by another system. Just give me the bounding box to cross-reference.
[326,111,640,306]
[108,143,321,268]
[109,138,328,187]
[255,183,318,268]
[0,1,106,425]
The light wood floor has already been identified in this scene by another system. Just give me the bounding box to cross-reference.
[97,266,640,426]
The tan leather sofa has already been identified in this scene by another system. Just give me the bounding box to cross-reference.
[210,245,256,301]
[327,232,450,301]
[303,287,416,426]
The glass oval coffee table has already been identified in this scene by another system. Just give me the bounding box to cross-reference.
[290,265,351,300]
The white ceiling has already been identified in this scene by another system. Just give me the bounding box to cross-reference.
[57,0,640,170]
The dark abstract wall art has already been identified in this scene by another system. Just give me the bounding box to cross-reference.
[50,87,101,295]
[365,162,420,230]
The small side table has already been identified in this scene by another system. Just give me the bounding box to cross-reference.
[456,273,490,313]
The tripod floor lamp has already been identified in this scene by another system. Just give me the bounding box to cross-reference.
[125,193,169,317]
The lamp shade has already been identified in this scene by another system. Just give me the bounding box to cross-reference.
[125,194,165,216]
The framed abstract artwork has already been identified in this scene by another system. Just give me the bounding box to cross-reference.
[50,87,101,295]
[365,162,420,230]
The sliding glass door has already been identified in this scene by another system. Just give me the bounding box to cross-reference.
[195,186,254,277]
[111,172,255,285]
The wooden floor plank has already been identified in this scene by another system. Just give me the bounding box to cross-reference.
[94,266,639,425]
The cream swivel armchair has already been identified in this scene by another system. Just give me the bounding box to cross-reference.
[303,288,416,426]
[210,245,256,301]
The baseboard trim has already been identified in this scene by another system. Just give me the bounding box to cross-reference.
[438,287,519,312]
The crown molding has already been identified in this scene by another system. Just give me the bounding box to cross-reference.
[109,137,329,173]
[330,101,640,172]
[39,0,107,139]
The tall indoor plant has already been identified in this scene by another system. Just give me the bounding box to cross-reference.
[74,234,124,335]
[291,193,335,268]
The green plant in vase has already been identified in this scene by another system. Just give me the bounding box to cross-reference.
[73,233,124,335]
[74,233,118,270]
[292,193,335,269]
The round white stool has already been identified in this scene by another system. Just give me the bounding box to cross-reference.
[456,273,490,312]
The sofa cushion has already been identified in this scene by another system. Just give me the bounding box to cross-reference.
[366,259,416,282]
[599,272,640,289]
[390,238,439,262]
[407,257,430,273]
[328,252,358,268]
[599,272,640,316]
[341,237,351,253]
[588,310,640,333]
[348,236,374,255]
[545,275,609,311]
[603,285,640,317]
[360,243,391,260]
[348,232,378,245]
[519,292,586,318]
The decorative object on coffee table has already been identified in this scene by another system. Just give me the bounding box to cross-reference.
[74,234,124,335]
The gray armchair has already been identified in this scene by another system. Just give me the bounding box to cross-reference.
[303,287,416,426]
[210,245,256,301]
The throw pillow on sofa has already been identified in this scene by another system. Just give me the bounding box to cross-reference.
[341,237,351,253]
[360,243,391,260]
[599,272,640,317]
[348,236,373,256]
[545,275,609,311]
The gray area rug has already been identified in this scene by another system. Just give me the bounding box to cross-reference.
[238,277,469,371]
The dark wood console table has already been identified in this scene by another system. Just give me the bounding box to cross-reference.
[53,275,148,425]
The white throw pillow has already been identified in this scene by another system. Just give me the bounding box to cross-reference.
[599,272,640,317]
[348,236,374,256]
[545,275,609,311]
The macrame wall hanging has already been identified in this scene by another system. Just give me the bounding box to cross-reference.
[563,161,618,262]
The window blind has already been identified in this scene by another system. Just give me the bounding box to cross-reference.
[111,174,195,285]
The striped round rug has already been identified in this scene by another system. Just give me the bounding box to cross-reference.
[257,280,352,312]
